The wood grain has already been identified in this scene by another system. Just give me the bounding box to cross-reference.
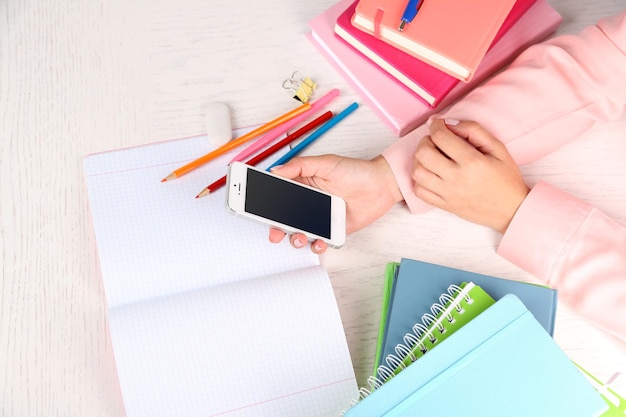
[1,0,624,415]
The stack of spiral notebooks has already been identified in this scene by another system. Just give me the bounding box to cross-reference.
[342,258,618,417]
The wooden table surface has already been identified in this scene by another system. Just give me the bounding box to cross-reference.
[1,0,625,415]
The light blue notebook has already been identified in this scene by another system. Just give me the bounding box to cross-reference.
[378,257,558,371]
[344,294,607,417]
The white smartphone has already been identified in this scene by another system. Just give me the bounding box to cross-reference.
[226,162,347,248]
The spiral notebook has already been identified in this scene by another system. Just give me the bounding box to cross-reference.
[376,258,558,373]
[374,282,496,380]
[83,129,358,417]
[344,294,608,417]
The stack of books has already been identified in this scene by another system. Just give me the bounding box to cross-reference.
[308,0,563,136]
[341,258,625,416]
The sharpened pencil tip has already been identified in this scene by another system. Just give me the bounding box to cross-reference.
[196,188,211,198]
[161,173,177,182]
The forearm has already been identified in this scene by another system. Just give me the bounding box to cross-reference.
[382,10,626,213]
[498,182,626,343]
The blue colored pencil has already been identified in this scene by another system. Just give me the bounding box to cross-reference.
[266,102,359,171]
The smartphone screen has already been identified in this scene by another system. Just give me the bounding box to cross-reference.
[244,168,332,239]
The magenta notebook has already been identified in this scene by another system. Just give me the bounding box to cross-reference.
[308,0,562,136]
[334,0,537,107]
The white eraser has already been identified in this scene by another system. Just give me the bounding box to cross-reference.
[205,102,232,147]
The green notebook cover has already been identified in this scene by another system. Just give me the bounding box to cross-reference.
[373,262,399,372]
[576,363,626,416]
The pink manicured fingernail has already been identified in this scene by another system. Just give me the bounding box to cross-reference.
[314,243,323,252]
[444,118,460,125]
[293,237,305,247]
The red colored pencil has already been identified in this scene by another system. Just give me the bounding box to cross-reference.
[196,110,333,198]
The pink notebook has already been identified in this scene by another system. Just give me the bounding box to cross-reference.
[335,0,537,107]
[351,0,517,82]
[308,0,562,136]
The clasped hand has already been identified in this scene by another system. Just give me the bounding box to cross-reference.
[413,119,529,234]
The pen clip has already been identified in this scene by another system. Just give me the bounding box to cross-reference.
[399,0,424,31]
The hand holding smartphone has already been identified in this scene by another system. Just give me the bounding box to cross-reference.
[226,162,347,248]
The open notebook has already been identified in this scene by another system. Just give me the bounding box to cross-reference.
[83,130,357,417]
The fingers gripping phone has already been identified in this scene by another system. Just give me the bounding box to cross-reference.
[226,162,347,248]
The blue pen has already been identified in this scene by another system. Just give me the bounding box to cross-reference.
[266,102,359,171]
[399,0,424,31]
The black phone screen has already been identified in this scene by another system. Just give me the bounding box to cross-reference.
[245,168,332,238]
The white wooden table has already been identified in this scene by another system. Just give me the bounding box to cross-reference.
[1,0,625,415]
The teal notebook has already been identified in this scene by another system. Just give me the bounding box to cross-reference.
[377,258,558,371]
[344,294,608,417]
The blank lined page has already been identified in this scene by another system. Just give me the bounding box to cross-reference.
[83,134,357,416]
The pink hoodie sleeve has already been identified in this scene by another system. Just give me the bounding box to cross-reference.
[498,182,626,343]
[382,10,626,213]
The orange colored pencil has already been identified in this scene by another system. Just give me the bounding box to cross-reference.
[161,102,312,181]
[196,110,333,198]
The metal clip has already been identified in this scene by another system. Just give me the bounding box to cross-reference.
[282,71,317,103]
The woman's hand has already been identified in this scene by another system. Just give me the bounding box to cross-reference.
[268,154,402,253]
[412,119,530,234]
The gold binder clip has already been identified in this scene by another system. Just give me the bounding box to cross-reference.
[282,71,317,103]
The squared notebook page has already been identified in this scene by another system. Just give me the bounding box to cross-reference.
[84,133,358,416]
[84,132,320,308]
[109,265,357,417]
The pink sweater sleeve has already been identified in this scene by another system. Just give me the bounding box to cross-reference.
[382,10,626,213]
[498,182,626,343]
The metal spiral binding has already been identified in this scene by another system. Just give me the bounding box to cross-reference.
[343,283,474,410]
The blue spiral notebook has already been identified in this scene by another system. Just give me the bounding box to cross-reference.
[344,294,607,417]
